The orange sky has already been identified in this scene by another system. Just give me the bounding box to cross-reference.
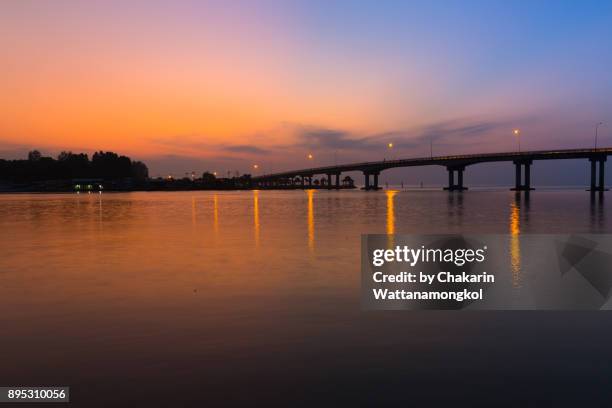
[0,2,406,157]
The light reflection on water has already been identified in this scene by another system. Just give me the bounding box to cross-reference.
[0,190,611,406]
[213,194,219,235]
[253,190,260,247]
[307,189,315,252]
[509,197,522,288]
[386,190,396,235]
[386,190,397,248]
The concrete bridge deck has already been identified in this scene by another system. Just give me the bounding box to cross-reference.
[251,147,612,191]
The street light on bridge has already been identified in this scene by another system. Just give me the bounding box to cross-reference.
[513,129,521,152]
[386,142,394,161]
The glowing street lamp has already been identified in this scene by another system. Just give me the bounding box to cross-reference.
[513,129,521,152]
[383,142,394,161]
[307,153,313,160]
[253,164,259,170]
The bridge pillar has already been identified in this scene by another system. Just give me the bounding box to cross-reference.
[514,163,521,191]
[335,173,340,189]
[588,157,608,191]
[444,166,467,191]
[373,173,379,190]
[511,160,534,191]
[327,173,332,190]
[590,159,597,191]
[364,172,370,190]
[600,159,605,191]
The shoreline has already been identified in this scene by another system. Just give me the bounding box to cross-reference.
[0,185,603,194]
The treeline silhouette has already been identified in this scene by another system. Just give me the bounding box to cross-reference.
[0,150,148,182]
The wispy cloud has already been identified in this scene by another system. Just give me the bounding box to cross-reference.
[290,117,516,153]
[394,118,512,150]
[295,126,376,150]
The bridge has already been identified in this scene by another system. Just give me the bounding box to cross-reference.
[251,147,612,191]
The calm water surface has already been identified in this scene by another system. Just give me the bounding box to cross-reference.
[1,190,611,406]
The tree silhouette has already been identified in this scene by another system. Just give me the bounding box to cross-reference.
[131,161,149,180]
[28,150,41,161]
[0,150,150,182]
[202,172,216,185]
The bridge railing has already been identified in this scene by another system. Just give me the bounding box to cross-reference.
[253,147,612,179]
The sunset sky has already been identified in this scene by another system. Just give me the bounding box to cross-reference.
[1,0,612,179]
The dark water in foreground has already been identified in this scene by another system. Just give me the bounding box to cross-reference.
[1,189,611,406]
